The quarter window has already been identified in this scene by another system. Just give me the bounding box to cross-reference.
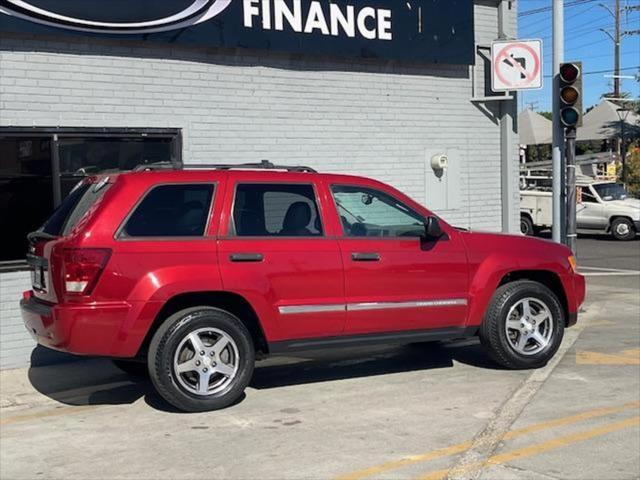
[233,184,323,237]
[331,185,425,238]
[123,184,214,237]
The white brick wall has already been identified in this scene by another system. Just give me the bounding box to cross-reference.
[0,271,32,369]
[0,0,518,369]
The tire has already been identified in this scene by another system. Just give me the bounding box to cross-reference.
[520,215,535,236]
[112,359,148,377]
[148,306,255,412]
[479,280,565,369]
[610,217,636,241]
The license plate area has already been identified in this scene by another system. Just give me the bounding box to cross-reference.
[27,255,48,292]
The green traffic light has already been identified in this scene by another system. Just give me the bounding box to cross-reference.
[560,107,579,127]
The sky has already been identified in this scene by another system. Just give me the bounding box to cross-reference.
[517,0,640,113]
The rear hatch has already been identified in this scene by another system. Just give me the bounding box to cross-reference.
[27,176,112,304]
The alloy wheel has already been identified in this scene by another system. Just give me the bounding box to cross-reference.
[172,327,240,396]
[505,297,554,356]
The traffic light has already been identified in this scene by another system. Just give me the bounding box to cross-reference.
[559,62,582,128]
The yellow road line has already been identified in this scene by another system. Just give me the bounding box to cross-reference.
[336,401,640,480]
[417,416,640,480]
[0,405,96,426]
[576,348,640,366]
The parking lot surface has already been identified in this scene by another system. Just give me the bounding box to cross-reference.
[1,237,639,480]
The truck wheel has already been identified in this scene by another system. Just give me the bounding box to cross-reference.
[611,217,636,241]
[480,280,564,369]
[112,359,148,377]
[520,215,535,236]
[148,307,255,412]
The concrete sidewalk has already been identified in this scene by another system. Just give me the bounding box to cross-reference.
[1,278,639,480]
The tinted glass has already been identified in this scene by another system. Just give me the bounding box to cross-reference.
[124,184,214,237]
[0,136,54,262]
[41,180,111,236]
[332,185,424,238]
[233,184,322,237]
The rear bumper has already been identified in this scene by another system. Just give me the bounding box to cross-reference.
[20,293,135,357]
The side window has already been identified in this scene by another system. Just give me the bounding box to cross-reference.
[123,184,214,237]
[233,184,323,237]
[581,188,599,204]
[331,185,425,238]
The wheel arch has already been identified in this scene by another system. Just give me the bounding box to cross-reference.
[607,215,634,233]
[498,270,569,325]
[137,291,269,358]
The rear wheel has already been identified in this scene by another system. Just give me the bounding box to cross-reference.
[520,215,535,236]
[148,307,255,412]
[480,280,564,369]
[611,217,636,241]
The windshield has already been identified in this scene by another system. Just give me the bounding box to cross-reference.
[592,183,630,201]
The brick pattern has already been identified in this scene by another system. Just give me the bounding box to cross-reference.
[0,1,518,369]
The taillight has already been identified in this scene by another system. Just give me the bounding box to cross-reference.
[62,248,111,296]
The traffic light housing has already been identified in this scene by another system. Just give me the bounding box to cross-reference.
[559,62,582,128]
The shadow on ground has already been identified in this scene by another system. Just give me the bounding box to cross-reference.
[27,339,502,412]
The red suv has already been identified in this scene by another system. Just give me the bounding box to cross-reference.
[21,162,585,412]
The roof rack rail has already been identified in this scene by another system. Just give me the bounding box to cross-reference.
[185,160,317,173]
[133,161,176,172]
[132,160,317,173]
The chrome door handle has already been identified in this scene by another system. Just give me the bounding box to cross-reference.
[351,252,381,262]
[230,253,264,262]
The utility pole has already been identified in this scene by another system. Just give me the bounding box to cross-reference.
[598,0,621,97]
[614,0,620,97]
[552,0,564,244]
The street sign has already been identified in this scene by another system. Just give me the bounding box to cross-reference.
[491,39,543,92]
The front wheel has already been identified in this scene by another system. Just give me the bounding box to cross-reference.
[611,217,636,241]
[480,280,565,369]
[148,307,255,412]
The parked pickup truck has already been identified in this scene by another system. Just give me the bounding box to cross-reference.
[22,162,585,412]
[521,179,640,241]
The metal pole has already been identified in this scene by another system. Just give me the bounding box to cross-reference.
[565,127,577,254]
[614,0,621,98]
[552,0,564,243]
[620,118,626,182]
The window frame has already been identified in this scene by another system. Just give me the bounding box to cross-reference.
[116,182,217,241]
[0,127,182,270]
[330,183,426,240]
[228,181,326,239]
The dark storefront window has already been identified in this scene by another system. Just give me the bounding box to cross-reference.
[0,128,181,269]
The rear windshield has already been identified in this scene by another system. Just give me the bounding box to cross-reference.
[41,180,110,236]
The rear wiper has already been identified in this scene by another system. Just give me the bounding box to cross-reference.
[27,230,57,242]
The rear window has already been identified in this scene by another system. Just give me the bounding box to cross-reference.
[123,184,214,237]
[42,179,111,236]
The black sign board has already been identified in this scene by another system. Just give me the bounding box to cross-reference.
[0,0,475,64]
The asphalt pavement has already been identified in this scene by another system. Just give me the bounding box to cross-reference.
[1,236,638,480]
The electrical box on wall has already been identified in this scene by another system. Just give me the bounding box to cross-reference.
[424,148,462,212]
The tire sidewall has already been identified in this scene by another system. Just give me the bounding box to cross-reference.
[149,307,255,412]
[485,282,565,369]
[520,216,534,236]
[611,218,635,241]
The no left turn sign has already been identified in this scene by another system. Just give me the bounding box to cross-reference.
[491,39,543,92]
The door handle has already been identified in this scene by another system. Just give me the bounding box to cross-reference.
[230,253,264,262]
[351,252,381,262]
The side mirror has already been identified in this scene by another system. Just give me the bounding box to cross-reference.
[424,216,444,239]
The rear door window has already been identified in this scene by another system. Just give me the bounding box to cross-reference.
[41,179,111,236]
[233,184,323,237]
[123,184,214,237]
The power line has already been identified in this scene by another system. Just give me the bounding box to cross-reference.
[519,0,596,17]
